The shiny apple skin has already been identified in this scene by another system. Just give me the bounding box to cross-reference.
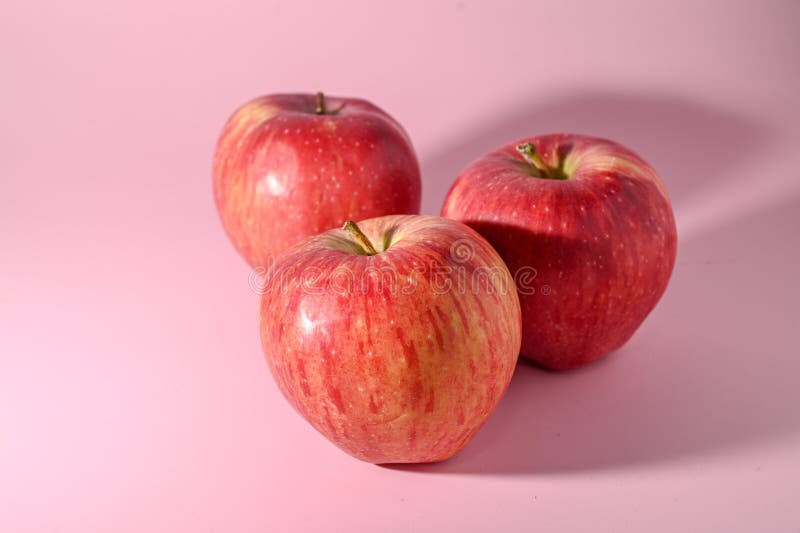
[213,93,421,269]
[258,215,521,464]
[442,134,677,370]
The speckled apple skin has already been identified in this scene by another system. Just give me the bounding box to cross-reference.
[442,134,677,370]
[259,215,521,464]
[213,94,421,269]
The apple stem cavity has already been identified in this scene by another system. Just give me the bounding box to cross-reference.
[516,143,567,180]
[315,91,326,115]
[343,220,378,255]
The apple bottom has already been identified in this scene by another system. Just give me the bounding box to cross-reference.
[263,271,519,464]
[465,219,674,370]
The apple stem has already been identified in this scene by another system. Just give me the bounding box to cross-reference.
[315,91,326,115]
[343,221,378,255]
[516,142,554,179]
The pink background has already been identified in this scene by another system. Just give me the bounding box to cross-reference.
[3,0,799,531]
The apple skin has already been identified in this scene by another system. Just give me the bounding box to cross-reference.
[213,93,421,269]
[258,215,521,464]
[441,134,677,370]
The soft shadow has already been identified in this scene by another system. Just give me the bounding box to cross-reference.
[390,90,795,475]
[421,90,773,214]
[387,192,800,475]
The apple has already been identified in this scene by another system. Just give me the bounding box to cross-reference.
[258,215,521,463]
[441,134,677,370]
[213,92,421,269]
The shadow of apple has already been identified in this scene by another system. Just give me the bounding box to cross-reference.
[385,90,798,475]
[420,90,773,215]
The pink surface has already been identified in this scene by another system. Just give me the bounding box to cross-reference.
[2,1,799,531]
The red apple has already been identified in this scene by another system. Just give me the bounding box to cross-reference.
[258,215,521,463]
[442,134,677,370]
[213,92,421,269]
